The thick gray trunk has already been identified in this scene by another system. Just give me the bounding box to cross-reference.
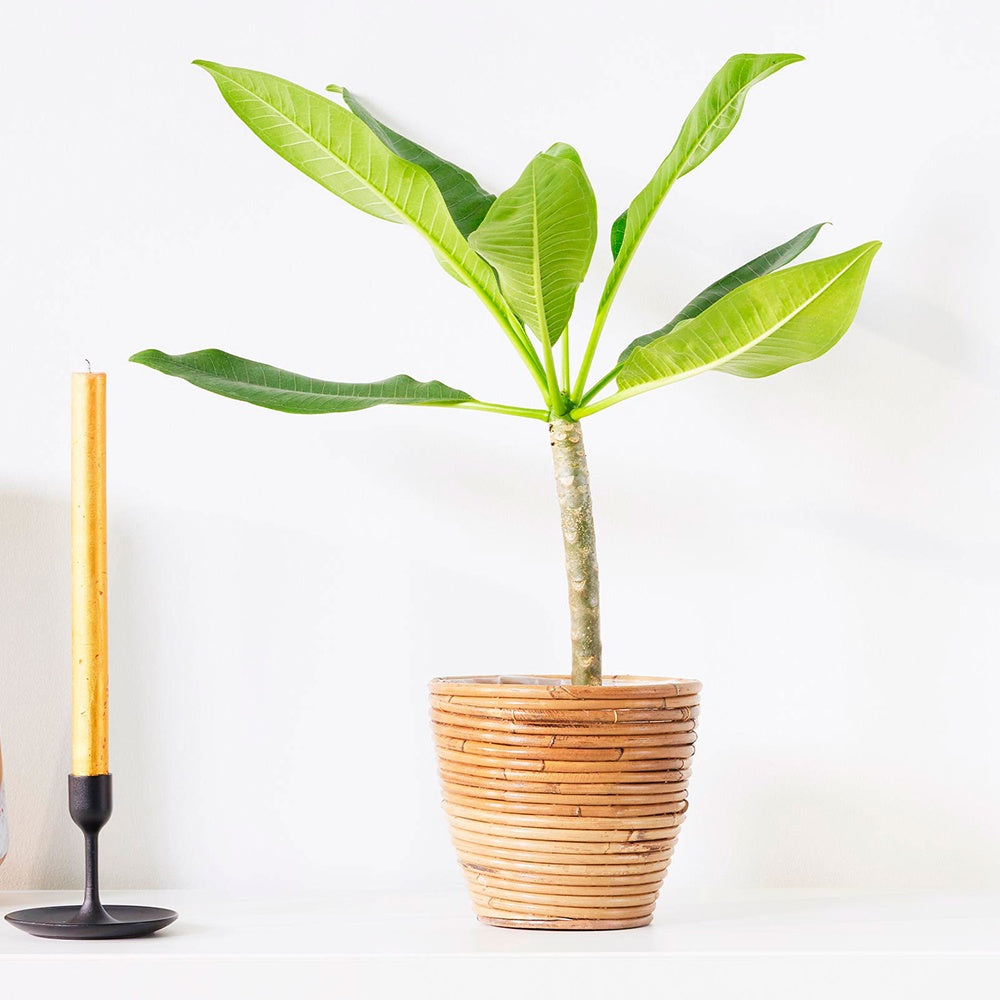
[549,417,602,686]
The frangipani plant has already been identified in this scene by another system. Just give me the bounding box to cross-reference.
[133,53,879,687]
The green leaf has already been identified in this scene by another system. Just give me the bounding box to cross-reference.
[610,209,627,259]
[617,241,880,392]
[328,85,495,238]
[130,349,472,414]
[601,53,803,306]
[192,62,516,325]
[617,222,827,365]
[468,143,597,344]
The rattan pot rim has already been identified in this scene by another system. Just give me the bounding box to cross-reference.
[430,674,701,699]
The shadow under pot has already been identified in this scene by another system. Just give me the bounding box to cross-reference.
[429,674,701,930]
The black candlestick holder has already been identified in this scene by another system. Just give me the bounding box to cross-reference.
[5,775,177,939]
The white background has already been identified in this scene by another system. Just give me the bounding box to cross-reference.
[0,0,997,899]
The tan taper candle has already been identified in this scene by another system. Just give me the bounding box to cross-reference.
[71,372,109,776]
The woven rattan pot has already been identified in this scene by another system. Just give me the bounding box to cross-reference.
[429,674,700,930]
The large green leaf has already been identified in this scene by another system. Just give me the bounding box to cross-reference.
[605,52,803,284]
[193,62,514,323]
[130,349,472,414]
[326,85,495,238]
[468,143,597,344]
[617,222,827,365]
[617,241,880,392]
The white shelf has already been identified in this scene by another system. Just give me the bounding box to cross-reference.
[1,888,997,999]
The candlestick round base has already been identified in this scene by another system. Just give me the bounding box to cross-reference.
[5,904,178,939]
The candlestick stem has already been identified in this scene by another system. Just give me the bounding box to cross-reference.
[82,831,102,918]
[69,774,113,925]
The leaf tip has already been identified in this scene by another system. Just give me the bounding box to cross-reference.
[767,53,805,67]
[325,83,344,94]
[192,59,229,81]
[727,51,804,69]
[129,349,171,371]
[544,141,583,167]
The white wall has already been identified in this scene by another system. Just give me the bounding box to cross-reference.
[1,0,997,895]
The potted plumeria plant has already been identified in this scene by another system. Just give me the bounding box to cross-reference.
[133,53,878,929]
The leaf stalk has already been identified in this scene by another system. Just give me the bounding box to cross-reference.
[437,400,549,420]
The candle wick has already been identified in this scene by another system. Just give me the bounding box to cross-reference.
[84,359,92,373]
